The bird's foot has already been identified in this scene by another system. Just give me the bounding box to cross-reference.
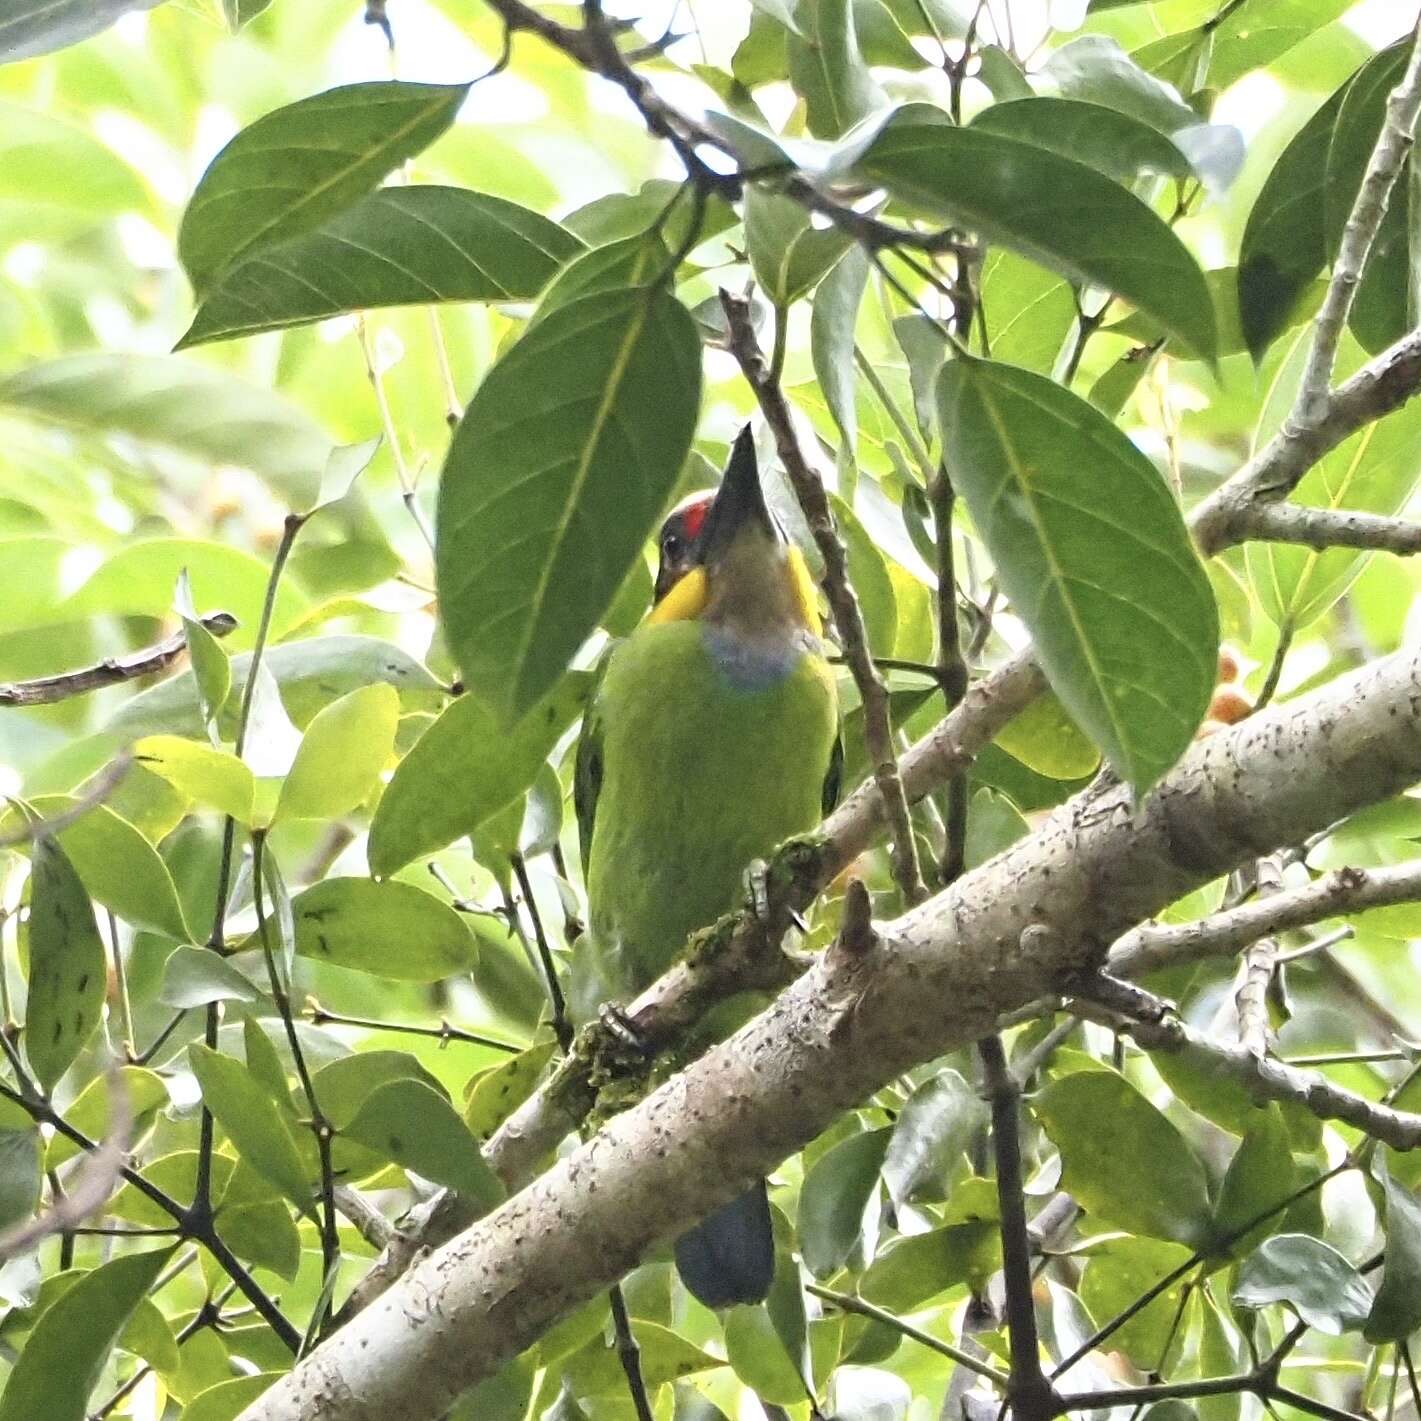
[597,1002,651,1055]
[743,857,807,938]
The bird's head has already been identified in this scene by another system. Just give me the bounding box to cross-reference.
[649,425,822,638]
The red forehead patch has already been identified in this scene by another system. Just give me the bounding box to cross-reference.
[677,494,712,541]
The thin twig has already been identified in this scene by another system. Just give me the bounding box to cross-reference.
[0,755,133,849]
[306,1001,520,1053]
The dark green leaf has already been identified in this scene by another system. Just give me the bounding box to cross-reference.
[745,186,854,307]
[1233,1234,1373,1333]
[798,1126,889,1277]
[1210,1105,1297,1258]
[0,0,160,64]
[369,672,589,876]
[938,356,1218,791]
[187,1044,310,1211]
[344,1079,502,1210]
[435,286,700,722]
[1035,1069,1212,1246]
[882,1069,987,1205]
[275,683,397,823]
[0,1129,39,1232]
[860,110,1217,360]
[787,0,886,139]
[178,81,470,296]
[1365,1171,1421,1342]
[180,187,581,347]
[288,877,477,980]
[159,945,261,1009]
[1238,77,1354,362]
[25,838,106,1092]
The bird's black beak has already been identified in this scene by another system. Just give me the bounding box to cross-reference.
[696,425,778,565]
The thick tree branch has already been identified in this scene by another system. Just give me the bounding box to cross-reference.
[719,288,925,904]
[1109,861,1421,978]
[0,611,237,707]
[1240,502,1421,554]
[241,641,1421,1421]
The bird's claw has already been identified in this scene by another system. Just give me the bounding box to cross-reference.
[744,858,773,932]
[597,1002,650,1054]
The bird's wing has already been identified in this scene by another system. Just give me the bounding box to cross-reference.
[573,646,614,876]
[821,723,844,818]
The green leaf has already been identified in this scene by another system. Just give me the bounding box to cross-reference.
[563,1320,717,1395]
[47,1066,169,1169]
[787,0,887,138]
[187,1044,310,1211]
[1041,34,1200,135]
[0,1129,40,1232]
[1233,1234,1373,1334]
[178,81,471,296]
[994,692,1100,780]
[110,636,443,740]
[344,1079,503,1210]
[0,356,332,506]
[1365,1171,1421,1343]
[1150,1045,1320,1152]
[242,1019,295,1113]
[938,356,1218,791]
[724,1303,805,1405]
[1035,1069,1212,1247]
[435,286,701,722]
[1080,1237,1194,1370]
[180,187,582,348]
[859,110,1217,361]
[860,1222,1000,1308]
[133,737,255,823]
[1210,1105,1297,1259]
[120,1297,179,1376]
[176,576,231,738]
[0,1247,173,1421]
[159,945,261,1009]
[464,1040,556,1139]
[798,1126,889,1277]
[882,1069,987,1205]
[971,97,1192,186]
[275,683,397,824]
[745,186,854,307]
[0,0,160,64]
[1238,76,1354,362]
[369,672,588,875]
[288,877,477,980]
[221,0,271,30]
[975,250,1075,376]
[25,838,106,1092]
[529,231,667,324]
[181,1374,282,1421]
[1208,0,1355,92]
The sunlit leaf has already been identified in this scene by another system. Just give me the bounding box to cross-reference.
[133,738,255,823]
[274,683,397,823]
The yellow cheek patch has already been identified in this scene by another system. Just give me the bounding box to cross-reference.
[788,547,823,638]
[648,566,709,624]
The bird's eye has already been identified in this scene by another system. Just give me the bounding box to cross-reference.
[662,532,683,559]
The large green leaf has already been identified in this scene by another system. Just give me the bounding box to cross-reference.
[1238,75,1354,362]
[798,1127,889,1277]
[25,838,106,1092]
[938,356,1218,791]
[0,1247,173,1421]
[369,672,589,876]
[435,285,701,722]
[745,186,854,307]
[0,0,161,63]
[1208,0,1356,92]
[787,0,886,139]
[180,187,582,348]
[0,356,332,506]
[1080,1237,1194,1370]
[133,737,255,822]
[178,81,471,296]
[858,109,1216,360]
[1247,333,1421,631]
[860,1222,999,1308]
[1210,1105,1297,1259]
[881,1069,986,1205]
[286,877,478,980]
[275,682,397,824]
[1035,1069,1212,1247]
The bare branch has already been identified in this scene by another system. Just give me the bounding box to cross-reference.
[333,1186,396,1252]
[1297,23,1421,418]
[1235,501,1421,554]
[1109,861,1421,978]
[0,611,237,707]
[1235,857,1284,1057]
[719,288,927,905]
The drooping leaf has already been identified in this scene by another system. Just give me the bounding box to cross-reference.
[1365,1170,1421,1343]
[0,1247,173,1421]
[1233,1234,1373,1334]
[798,1126,889,1277]
[0,0,161,64]
[938,356,1218,791]
[369,673,589,876]
[274,683,397,823]
[343,1079,503,1211]
[287,877,478,980]
[0,356,332,506]
[787,0,886,139]
[24,838,106,1092]
[435,285,700,722]
[187,1045,310,1211]
[1035,1070,1212,1247]
[859,109,1217,360]
[180,188,582,347]
[178,81,471,296]
[882,1069,987,1205]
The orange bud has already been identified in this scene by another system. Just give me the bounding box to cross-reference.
[1216,647,1241,683]
[1207,686,1253,725]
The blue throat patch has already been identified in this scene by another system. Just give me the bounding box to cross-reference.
[702,625,811,691]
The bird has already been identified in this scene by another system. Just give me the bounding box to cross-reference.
[572,424,841,1309]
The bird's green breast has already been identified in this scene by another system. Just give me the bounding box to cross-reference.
[578,618,837,1016]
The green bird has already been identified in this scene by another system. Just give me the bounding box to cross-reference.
[572,426,841,1309]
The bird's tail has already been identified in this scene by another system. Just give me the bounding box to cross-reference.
[673,1177,774,1309]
